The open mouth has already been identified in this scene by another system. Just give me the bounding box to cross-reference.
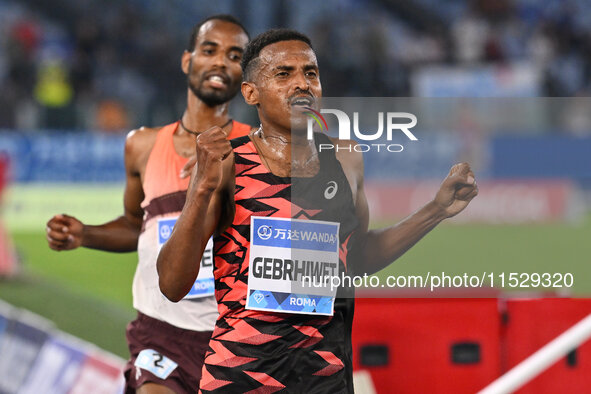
[290,96,315,107]
[205,74,228,89]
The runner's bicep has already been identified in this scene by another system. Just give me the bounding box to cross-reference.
[355,186,370,234]
[353,157,369,234]
[123,171,145,229]
[123,133,146,229]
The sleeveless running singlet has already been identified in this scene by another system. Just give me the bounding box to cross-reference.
[200,133,360,393]
[134,120,251,331]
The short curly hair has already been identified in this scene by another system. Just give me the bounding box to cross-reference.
[241,28,313,81]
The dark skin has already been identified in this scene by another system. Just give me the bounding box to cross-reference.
[45,19,249,252]
[44,19,249,394]
[157,40,478,302]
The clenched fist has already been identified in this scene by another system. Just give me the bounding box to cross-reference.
[190,126,233,193]
[46,214,84,251]
[433,163,478,218]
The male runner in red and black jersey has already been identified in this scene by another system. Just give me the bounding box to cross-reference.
[45,15,252,394]
[158,29,478,393]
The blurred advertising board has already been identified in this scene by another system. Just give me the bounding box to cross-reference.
[0,300,124,394]
[18,336,87,394]
[366,180,584,224]
[0,312,51,393]
[0,131,125,183]
[412,63,541,97]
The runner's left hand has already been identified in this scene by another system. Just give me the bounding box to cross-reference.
[180,155,197,179]
[433,163,478,218]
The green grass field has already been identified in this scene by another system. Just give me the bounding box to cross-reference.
[0,231,137,357]
[376,216,591,295]
[1,215,590,358]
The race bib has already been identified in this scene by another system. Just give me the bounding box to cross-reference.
[134,349,178,380]
[246,216,340,316]
[158,217,215,299]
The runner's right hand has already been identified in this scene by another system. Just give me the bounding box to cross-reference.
[192,126,232,193]
[46,214,84,251]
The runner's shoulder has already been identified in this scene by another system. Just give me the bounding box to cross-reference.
[125,126,162,155]
[124,126,164,172]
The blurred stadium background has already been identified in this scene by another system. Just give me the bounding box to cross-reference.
[0,0,591,392]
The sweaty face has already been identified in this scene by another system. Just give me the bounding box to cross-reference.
[253,40,322,131]
[186,20,248,106]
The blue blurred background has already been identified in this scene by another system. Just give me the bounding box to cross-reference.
[2,0,591,184]
[1,0,591,392]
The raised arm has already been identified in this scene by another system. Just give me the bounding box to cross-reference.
[45,129,150,253]
[157,126,235,302]
[349,153,477,275]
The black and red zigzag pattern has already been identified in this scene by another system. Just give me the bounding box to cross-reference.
[200,136,357,393]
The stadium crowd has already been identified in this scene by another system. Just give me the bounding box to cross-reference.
[1,0,591,131]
